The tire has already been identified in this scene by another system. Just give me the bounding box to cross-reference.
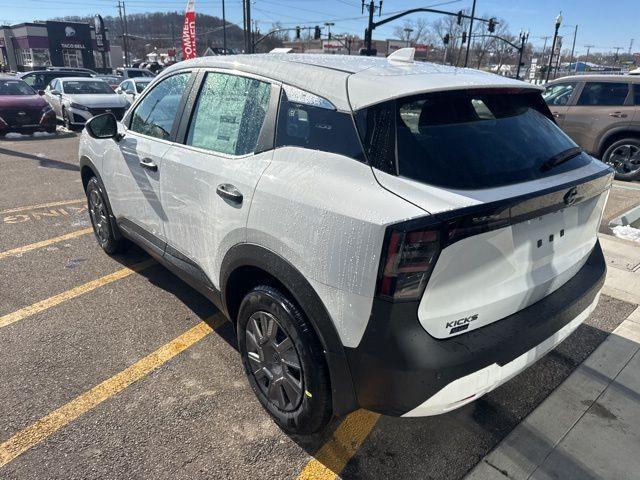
[46,126,57,134]
[237,285,332,434]
[602,138,640,181]
[86,177,126,254]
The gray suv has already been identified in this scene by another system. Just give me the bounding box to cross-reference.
[544,75,640,180]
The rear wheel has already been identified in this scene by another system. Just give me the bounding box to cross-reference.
[602,138,640,181]
[86,177,126,254]
[237,285,332,434]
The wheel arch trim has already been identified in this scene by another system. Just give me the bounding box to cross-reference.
[596,126,640,157]
[220,243,358,415]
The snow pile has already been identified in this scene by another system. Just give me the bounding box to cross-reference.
[32,131,55,137]
[2,130,58,139]
[3,132,28,139]
[612,225,640,243]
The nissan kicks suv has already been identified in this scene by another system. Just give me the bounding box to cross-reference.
[79,51,612,434]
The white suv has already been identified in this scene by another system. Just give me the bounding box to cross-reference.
[79,51,612,434]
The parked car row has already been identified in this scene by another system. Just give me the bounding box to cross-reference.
[1,69,155,135]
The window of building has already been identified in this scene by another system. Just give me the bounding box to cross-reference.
[32,49,51,67]
[16,49,33,66]
[62,49,84,68]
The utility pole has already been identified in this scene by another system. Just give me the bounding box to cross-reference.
[404,27,413,47]
[222,0,227,54]
[242,0,252,53]
[584,44,594,65]
[464,0,476,67]
[117,1,130,67]
[545,12,562,83]
[569,25,578,72]
[613,46,622,67]
[122,1,131,66]
[362,0,381,55]
[629,38,634,55]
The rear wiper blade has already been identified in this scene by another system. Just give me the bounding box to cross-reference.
[540,147,583,172]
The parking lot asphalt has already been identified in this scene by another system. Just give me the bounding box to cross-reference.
[1,131,638,479]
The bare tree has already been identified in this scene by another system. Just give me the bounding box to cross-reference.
[392,18,434,45]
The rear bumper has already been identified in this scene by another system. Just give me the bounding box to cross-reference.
[344,240,606,416]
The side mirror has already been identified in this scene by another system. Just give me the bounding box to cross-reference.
[37,90,45,96]
[85,113,119,140]
[115,87,122,94]
[50,90,61,96]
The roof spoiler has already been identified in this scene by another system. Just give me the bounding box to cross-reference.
[387,47,415,64]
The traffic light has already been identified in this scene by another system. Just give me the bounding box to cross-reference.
[461,31,467,44]
[296,26,301,39]
[488,18,496,33]
[314,25,321,40]
[456,10,463,25]
[443,33,450,45]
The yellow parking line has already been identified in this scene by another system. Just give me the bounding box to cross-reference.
[0,198,85,215]
[0,259,155,330]
[0,316,223,468]
[297,410,380,480]
[0,228,94,261]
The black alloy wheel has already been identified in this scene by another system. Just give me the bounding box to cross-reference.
[86,177,125,254]
[237,285,332,434]
[603,138,640,181]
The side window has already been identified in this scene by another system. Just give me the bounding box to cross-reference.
[129,72,190,140]
[577,82,630,106]
[276,86,364,160]
[51,79,60,91]
[186,72,270,156]
[22,74,36,88]
[542,83,575,106]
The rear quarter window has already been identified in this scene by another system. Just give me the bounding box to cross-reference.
[275,89,364,161]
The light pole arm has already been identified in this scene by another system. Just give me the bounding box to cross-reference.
[371,7,495,30]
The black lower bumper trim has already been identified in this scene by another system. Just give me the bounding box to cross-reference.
[345,241,606,416]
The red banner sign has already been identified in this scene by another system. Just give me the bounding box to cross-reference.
[182,0,196,60]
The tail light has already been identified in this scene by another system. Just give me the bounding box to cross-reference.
[376,226,441,301]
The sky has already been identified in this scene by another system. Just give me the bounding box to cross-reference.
[0,0,638,55]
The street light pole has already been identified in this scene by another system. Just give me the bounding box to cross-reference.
[545,12,562,83]
[464,0,476,67]
[569,25,578,72]
[515,30,529,80]
[404,27,413,47]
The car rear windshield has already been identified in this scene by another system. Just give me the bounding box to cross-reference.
[355,89,592,190]
[63,81,114,95]
[0,79,35,96]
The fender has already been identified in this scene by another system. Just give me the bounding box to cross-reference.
[220,243,358,415]
[79,155,122,241]
[596,125,640,157]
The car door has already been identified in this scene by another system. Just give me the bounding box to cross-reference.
[543,81,579,127]
[45,79,63,117]
[104,71,194,252]
[160,70,278,287]
[562,81,634,154]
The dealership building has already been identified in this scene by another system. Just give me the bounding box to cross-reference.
[0,19,112,72]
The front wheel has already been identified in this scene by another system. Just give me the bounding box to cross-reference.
[237,285,332,434]
[602,138,640,181]
[86,177,126,254]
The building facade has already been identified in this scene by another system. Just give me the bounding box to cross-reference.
[0,19,111,73]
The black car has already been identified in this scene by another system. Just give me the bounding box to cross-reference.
[18,70,92,92]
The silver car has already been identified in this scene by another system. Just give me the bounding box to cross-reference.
[116,77,153,105]
[44,77,129,129]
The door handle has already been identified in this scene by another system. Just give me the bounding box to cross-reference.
[552,112,564,118]
[216,183,243,204]
[139,158,158,171]
[608,112,628,118]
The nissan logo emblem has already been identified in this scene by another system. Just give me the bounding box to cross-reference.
[563,187,578,206]
[17,111,26,116]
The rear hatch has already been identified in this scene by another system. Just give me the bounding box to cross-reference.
[356,88,613,338]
